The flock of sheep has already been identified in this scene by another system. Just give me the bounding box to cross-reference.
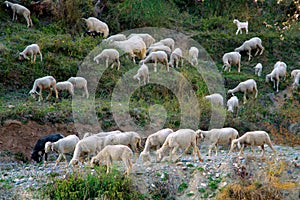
[4,1,297,176]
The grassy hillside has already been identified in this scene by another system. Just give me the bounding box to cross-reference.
[0,0,300,145]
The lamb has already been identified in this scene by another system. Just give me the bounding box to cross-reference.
[139,128,173,163]
[93,49,120,70]
[4,1,33,27]
[205,93,224,107]
[265,61,287,92]
[102,34,126,43]
[44,135,79,166]
[91,145,133,176]
[234,37,264,61]
[233,19,248,35]
[196,128,239,157]
[222,52,241,73]
[227,79,258,104]
[158,38,175,51]
[292,73,300,89]
[227,95,239,114]
[146,44,172,56]
[29,75,58,101]
[19,44,42,63]
[254,63,263,77]
[228,131,277,157]
[67,77,89,98]
[156,129,202,162]
[133,64,149,85]
[31,133,64,163]
[128,33,155,47]
[82,17,109,38]
[140,51,169,72]
[169,48,183,68]
[291,69,300,81]
[189,46,199,66]
[55,81,74,97]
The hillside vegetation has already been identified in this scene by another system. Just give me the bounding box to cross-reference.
[0,0,300,146]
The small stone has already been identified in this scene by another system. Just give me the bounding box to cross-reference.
[200,183,207,187]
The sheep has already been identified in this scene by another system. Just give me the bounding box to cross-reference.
[140,51,169,72]
[139,128,173,163]
[4,1,33,27]
[254,63,263,77]
[233,19,248,35]
[291,69,300,81]
[234,37,264,61]
[19,44,42,63]
[169,48,183,68]
[91,145,133,177]
[31,133,64,163]
[189,46,199,66]
[228,131,277,157]
[227,95,239,114]
[44,135,79,166]
[83,130,122,139]
[55,81,74,97]
[93,49,120,70]
[29,75,58,102]
[146,44,172,56]
[205,93,224,107]
[128,33,155,47]
[196,128,239,157]
[156,129,202,163]
[133,64,149,85]
[102,34,126,43]
[82,17,109,38]
[159,38,175,51]
[265,61,287,92]
[227,79,258,104]
[292,73,300,89]
[222,52,241,73]
[67,77,89,98]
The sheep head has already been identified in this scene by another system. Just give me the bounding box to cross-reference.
[90,157,99,168]
[29,90,38,99]
[265,74,271,83]
[233,19,238,24]
[223,63,231,72]
[44,142,52,153]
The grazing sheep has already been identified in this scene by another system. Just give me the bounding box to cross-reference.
[91,145,133,176]
[227,95,239,114]
[235,37,264,61]
[254,63,263,77]
[29,76,58,101]
[146,44,172,56]
[140,51,169,72]
[128,33,155,47]
[102,34,126,43]
[169,48,183,68]
[83,130,122,139]
[266,61,287,92]
[4,1,33,27]
[133,64,149,85]
[44,135,79,166]
[228,131,277,157]
[139,128,173,163]
[196,127,239,156]
[55,81,74,97]
[222,52,241,73]
[189,47,199,66]
[292,73,300,89]
[227,79,258,104]
[93,49,120,70]
[233,19,248,35]
[19,44,42,63]
[31,133,64,163]
[156,129,202,162]
[205,93,224,107]
[82,17,109,38]
[67,77,89,98]
[291,69,300,81]
[159,38,175,51]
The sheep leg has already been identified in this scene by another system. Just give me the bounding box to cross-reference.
[276,79,279,92]
[46,89,52,100]
[247,50,252,61]
[170,146,179,162]
[192,142,202,161]
[238,60,241,73]
[267,142,277,156]
[246,28,248,34]
[175,59,179,69]
[33,54,37,63]
[106,155,112,174]
[238,145,245,156]
[165,59,169,71]
[39,51,43,61]
[208,145,213,157]
[254,48,260,56]
[55,154,63,166]
[105,58,109,68]
[117,59,120,70]
[38,91,43,101]
[236,28,240,35]
[154,62,157,72]
[214,144,218,156]
[243,92,247,104]
[260,145,265,157]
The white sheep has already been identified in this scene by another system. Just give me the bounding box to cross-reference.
[292,73,300,89]
[227,95,239,114]
[254,63,263,77]
[93,49,120,70]
[228,131,277,157]
[82,17,109,38]
[140,51,169,72]
[169,48,183,68]
[102,34,126,43]
[146,44,172,55]
[19,44,42,63]
[189,46,199,66]
[128,33,155,47]
[44,135,79,166]
[139,128,173,163]
[196,127,239,157]
[291,69,300,81]
[159,38,175,51]
[205,93,224,107]
[233,19,248,35]
[133,64,149,85]
[91,145,133,176]
[83,130,122,139]
[55,81,74,96]
[156,129,202,162]
[227,79,258,104]
[222,52,241,73]
[67,77,89,98]
[29,75,58,101]
[4,1,33,27]
[266,61,287,92]
[235,37,264,61]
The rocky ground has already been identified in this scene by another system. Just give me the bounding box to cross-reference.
[0,145,299,200]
